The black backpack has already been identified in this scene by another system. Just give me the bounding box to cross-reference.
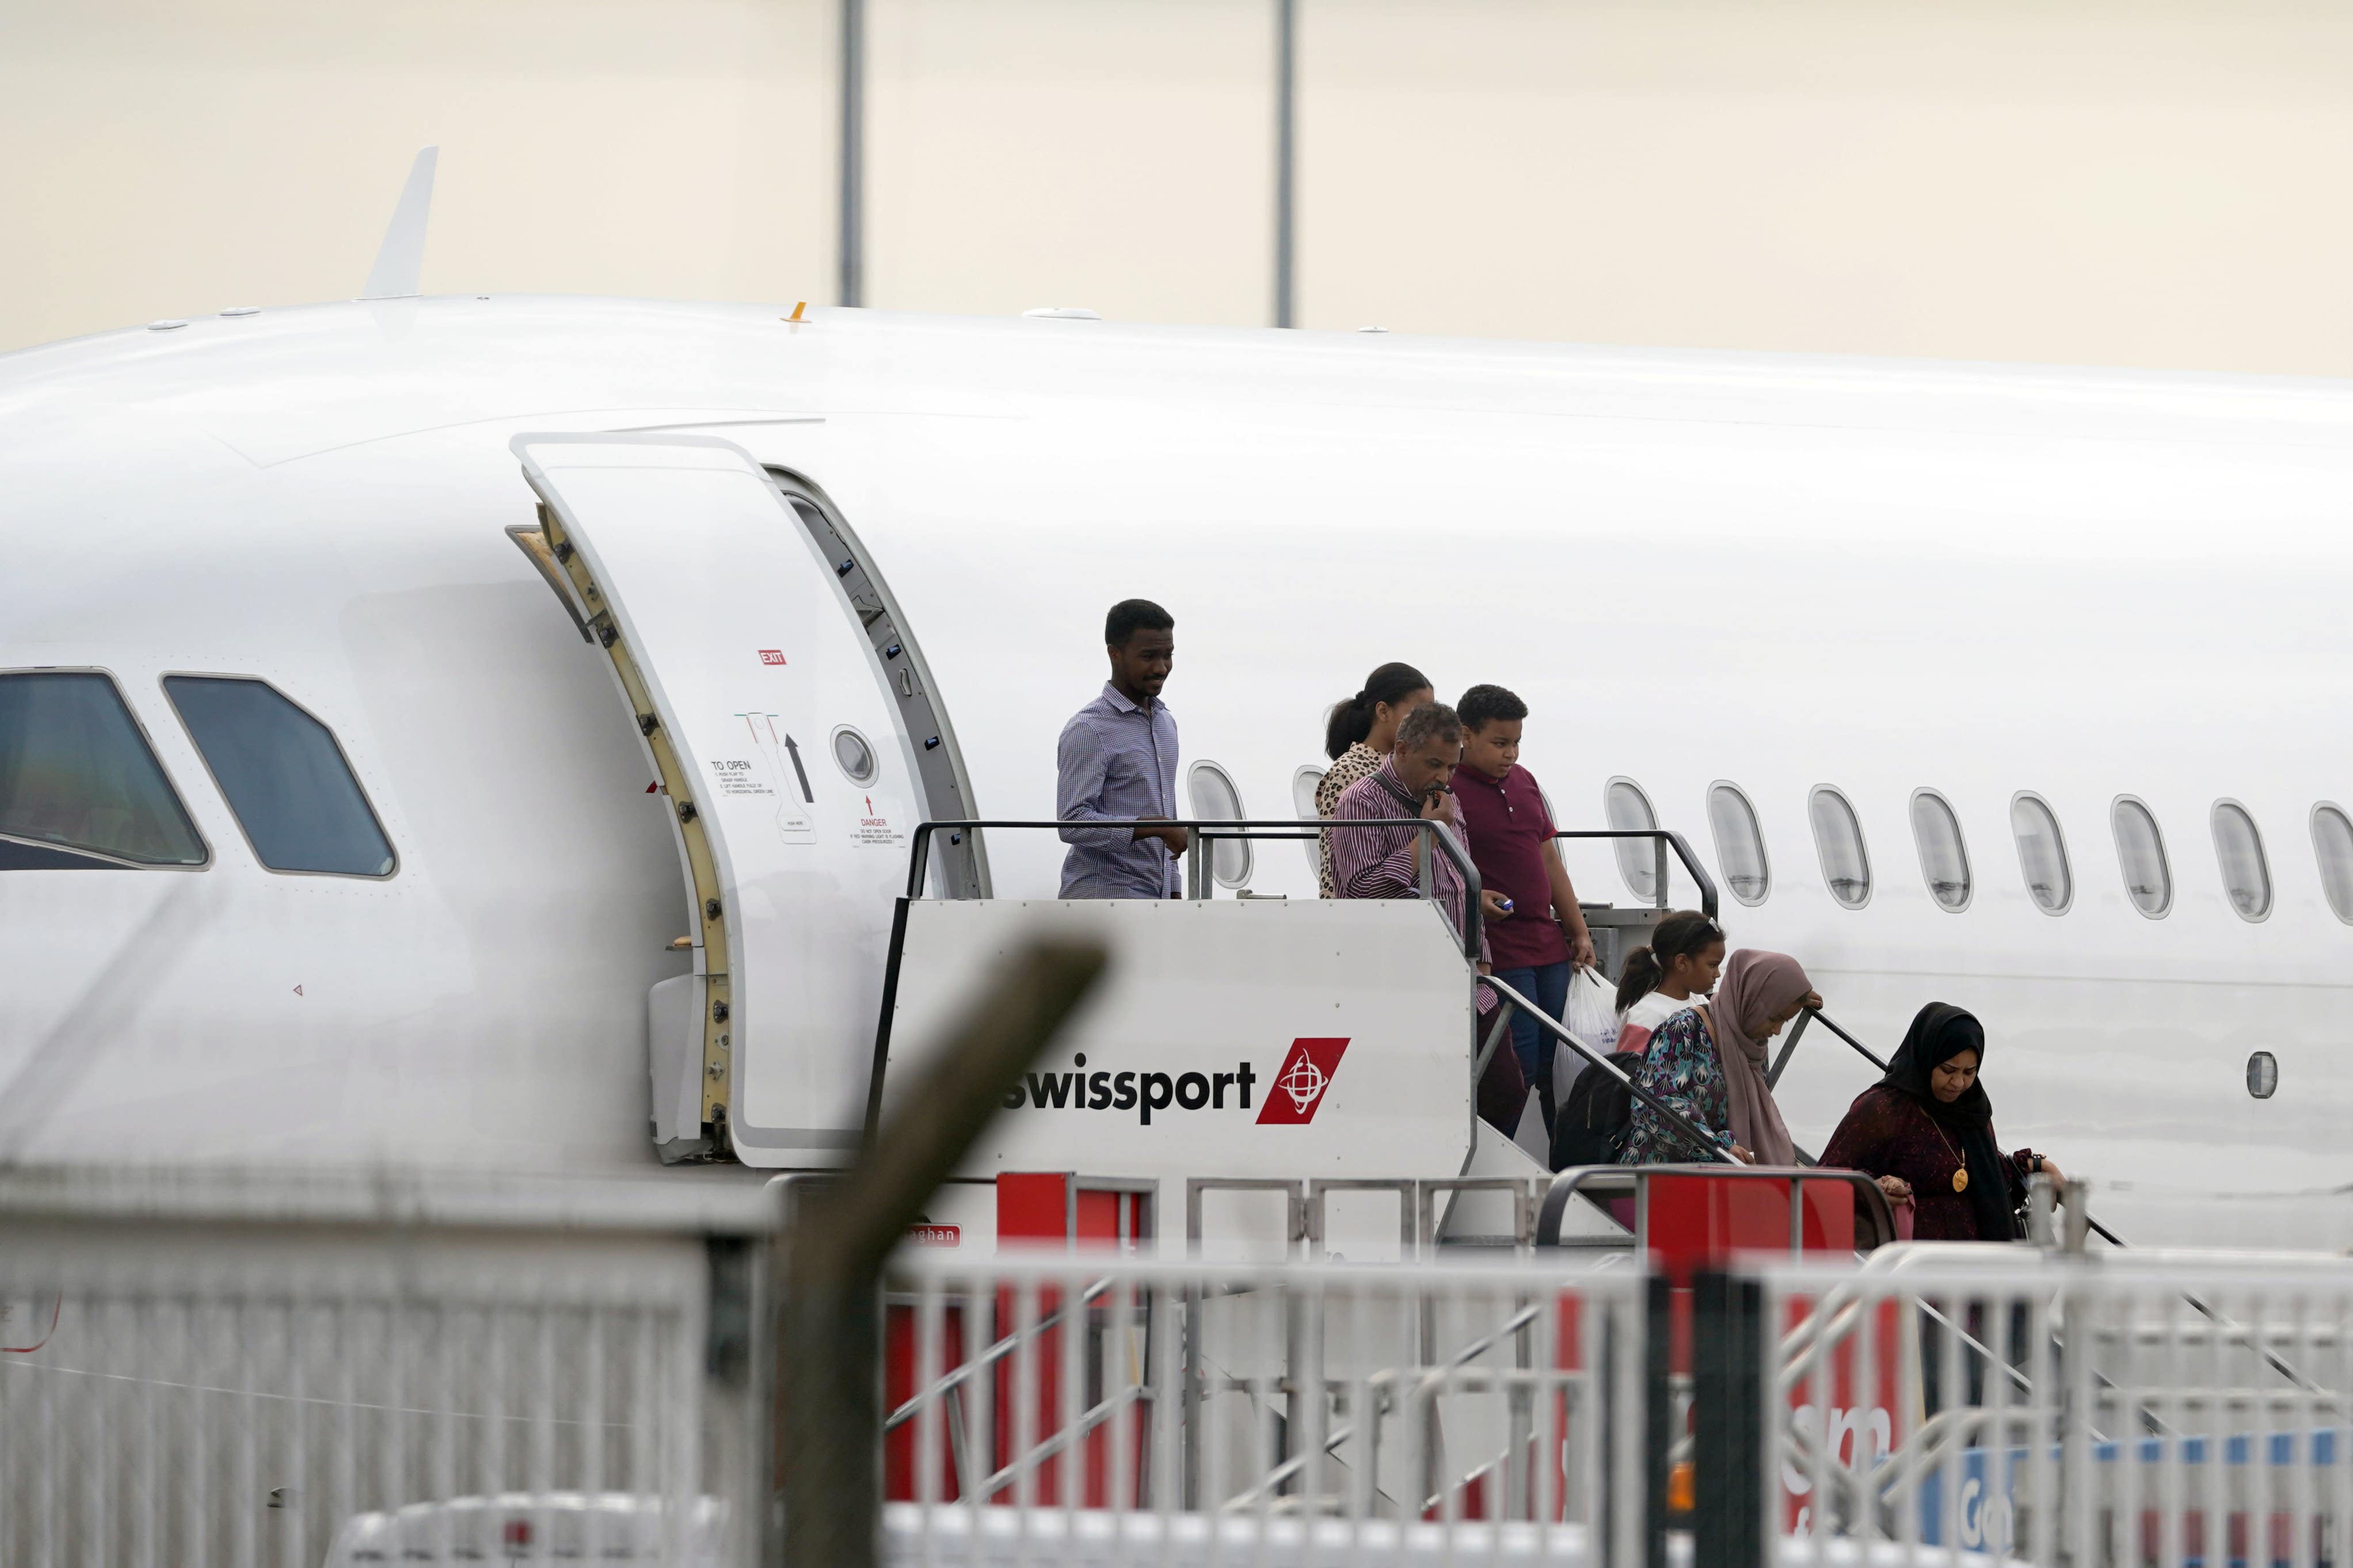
[1549,1050,1646,1170]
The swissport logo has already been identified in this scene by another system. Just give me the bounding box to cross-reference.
[1256,1038,1350,1126]
[999,1037,1352,1127]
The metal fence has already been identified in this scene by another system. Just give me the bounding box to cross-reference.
[14,1170,2353,1568]
[0,1171,768,1568]
[877,1242,2353,1567]
[1762,1246,2353,1568]
[877,1250,1648,1565]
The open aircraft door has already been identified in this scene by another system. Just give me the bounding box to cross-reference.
[514,434,943,1168]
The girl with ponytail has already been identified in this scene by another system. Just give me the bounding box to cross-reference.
[1312,662,1433,898]
[1612,910,1726,1054]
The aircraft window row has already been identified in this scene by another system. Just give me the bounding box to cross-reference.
[1667,775,2340,926]
[1280,758,2348,928]
[0,670,393,878]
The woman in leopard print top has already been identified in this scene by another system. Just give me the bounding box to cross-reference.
[1314,662,1433,897]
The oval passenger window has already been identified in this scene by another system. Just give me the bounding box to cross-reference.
[1290,765,1326,876]
[2111,797,2172,918]
[2313,804,2353,925]
[1291,765,1325,820]
[2211,800,2272,921]
[1605,778,1661,902]
[1185,760,1252,890]
[2009,793,2072,915]
[2248,1051,2279,1100]
[1909,790,1972,911]
[1707,783,1769,906]
[1808,786,1871,909]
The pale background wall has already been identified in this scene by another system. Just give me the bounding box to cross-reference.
[10,0,2353,374]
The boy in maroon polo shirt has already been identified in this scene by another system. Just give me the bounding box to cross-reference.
[1451,685,1597,1135]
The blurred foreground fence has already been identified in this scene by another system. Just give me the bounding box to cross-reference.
[0,1169,772,1567]
[878,1249,1651,1566]
[9,1171,2353,1567]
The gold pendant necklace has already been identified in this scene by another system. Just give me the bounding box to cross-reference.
[1925,1115,1968,1192]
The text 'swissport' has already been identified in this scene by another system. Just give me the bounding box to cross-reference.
[1002,1054,1258,1126]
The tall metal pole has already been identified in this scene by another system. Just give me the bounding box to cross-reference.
[839,0,866,307]
[1273,0,1297,328]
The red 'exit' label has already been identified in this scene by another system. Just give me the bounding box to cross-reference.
[758,650,786,666]
[906,1224,960,1248]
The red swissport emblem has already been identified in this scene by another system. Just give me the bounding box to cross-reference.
[1256,1037,1350,1126]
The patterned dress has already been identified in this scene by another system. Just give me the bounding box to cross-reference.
[1818,1085,2035,1241]
[1616,1006,1737,1164]
[1314,742,1384,898]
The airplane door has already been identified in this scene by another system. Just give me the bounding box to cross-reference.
[514,434,923,1169]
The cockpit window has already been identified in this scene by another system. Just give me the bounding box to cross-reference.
[163,677,395,877]
[0,672,207,868]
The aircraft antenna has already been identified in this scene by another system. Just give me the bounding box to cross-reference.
[360,146,439,300]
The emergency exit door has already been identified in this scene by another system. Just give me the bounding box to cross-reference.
[513,434,923,1168]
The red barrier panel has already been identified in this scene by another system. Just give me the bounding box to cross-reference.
[884,1173,1154,1508]
[1778,1293,1906,1532]
[883,1299,968,1502]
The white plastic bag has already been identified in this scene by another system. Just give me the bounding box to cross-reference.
[1555,967,1621,1102]
[1563,966,1619,1052]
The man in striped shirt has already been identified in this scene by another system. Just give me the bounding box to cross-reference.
[1330,701,1527,1131]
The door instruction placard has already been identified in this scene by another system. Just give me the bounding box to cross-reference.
[716,711,814,844]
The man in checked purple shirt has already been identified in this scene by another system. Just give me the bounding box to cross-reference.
[1331,701,1528,1131]
[1056,600,1189,898]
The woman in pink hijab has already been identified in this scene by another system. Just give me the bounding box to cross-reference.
[1615,949,1819,1166]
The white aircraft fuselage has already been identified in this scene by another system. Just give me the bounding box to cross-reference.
[3,296,2348,1247]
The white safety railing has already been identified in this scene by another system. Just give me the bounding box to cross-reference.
[18,1165,2353,1568]
[0,1170,768,1568]
[1763,1246,2353,1568]
[878,1249,1649,1565]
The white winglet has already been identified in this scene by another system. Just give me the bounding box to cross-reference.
[359,147,438,300]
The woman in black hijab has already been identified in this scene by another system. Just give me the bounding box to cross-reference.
[1819,1002,2065,1243]
[1825,1004,2069,1413]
